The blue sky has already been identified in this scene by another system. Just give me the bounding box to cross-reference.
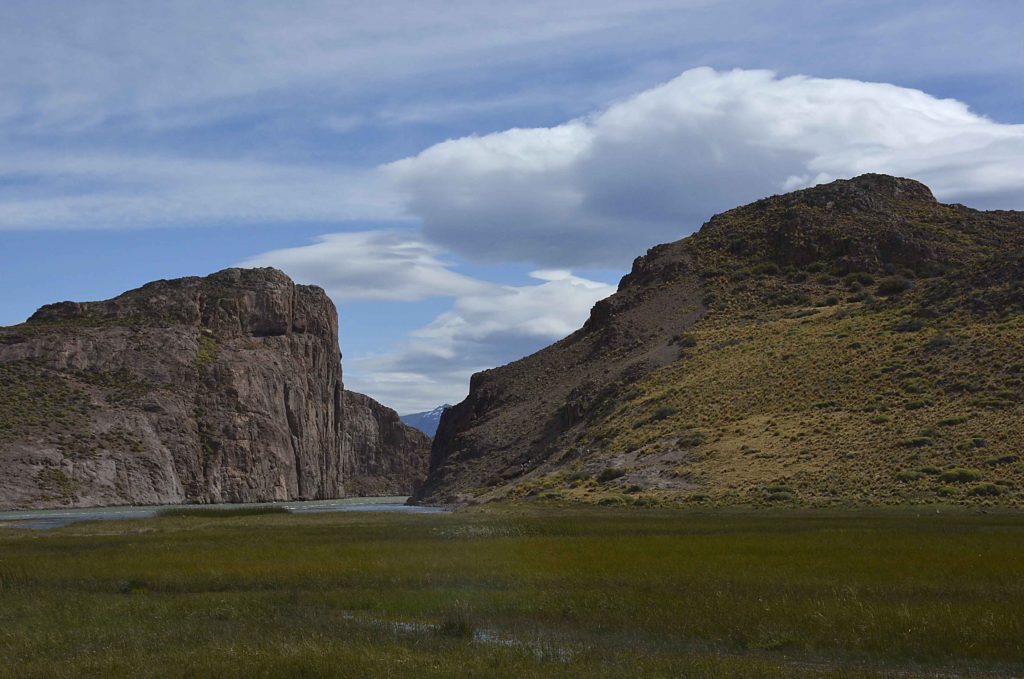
[1,1,1022,412]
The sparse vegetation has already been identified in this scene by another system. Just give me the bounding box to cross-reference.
[0,361,92,437]
[194,333,219,368]
[33,467,78,502]
[569,283,1024,508]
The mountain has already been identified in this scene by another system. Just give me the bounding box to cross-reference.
[343,391,431,495]
[417,175,1024,507]
[0,268,429,509]
[400,405,451,437]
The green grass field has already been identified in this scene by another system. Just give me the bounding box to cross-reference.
[0,507,1022,678]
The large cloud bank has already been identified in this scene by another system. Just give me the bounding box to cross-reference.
[386,67,1024,267]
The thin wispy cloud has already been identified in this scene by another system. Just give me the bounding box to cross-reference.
[0,1,704,131]
[0,153,399,229]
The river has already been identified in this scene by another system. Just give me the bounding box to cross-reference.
[0,496,446,530]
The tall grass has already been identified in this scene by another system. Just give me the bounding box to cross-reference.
[0,507,1021,677]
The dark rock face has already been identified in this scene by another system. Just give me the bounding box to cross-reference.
[417,174,1024,505]
[0,268,428,509]
[342,391,431,496]
[418,239,707,504]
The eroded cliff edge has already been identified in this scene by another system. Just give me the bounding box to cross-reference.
[0,267,429,509]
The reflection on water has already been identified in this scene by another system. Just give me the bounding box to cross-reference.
[0,497,446,530]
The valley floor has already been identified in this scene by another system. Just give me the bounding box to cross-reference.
[0,506,1021,678]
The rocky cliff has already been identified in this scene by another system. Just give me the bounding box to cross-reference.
[342,390,431,495]
[0,268,429,509]
[418,175,1024,507]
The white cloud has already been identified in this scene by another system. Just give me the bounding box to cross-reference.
[385,67,1024,268]
[346,267,615,412]
[411,270,613,348]
[237,230,485,301]
[2,5,1022,234]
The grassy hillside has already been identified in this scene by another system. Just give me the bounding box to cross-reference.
[1,508,1022,677]
[533,292,1024,507]
[421,175,1024,507]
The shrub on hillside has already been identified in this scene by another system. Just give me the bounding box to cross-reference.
[938,468,982,483]
[651,406,678,421]
[597,467,626,483]
[877,276,912,296]
[967,483,1003,497]
[671,334,698,348]
[893,318,924,333]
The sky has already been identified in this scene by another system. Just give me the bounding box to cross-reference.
[1,1,1022,413]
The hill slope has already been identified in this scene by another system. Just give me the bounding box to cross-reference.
[0,268,429,509]
[417,175,1024,507]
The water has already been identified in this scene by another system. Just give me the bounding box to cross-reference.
[0,496,446,530]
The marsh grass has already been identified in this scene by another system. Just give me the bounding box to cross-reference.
[438,600,476,639]
[0,507,1022,677]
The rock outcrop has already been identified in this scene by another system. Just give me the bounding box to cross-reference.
[417,175,1024,507]
[0,268,429,509]
[342,391,431,496]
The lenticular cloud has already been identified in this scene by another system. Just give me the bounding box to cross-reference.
[385,67,1024,268]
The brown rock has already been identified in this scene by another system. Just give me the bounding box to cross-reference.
[342,390,430,496]
[0,268,429,509]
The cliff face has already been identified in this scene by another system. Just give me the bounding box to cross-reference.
[342,390,431,496]
[419,175,1024,507]
[0,267,424,510]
